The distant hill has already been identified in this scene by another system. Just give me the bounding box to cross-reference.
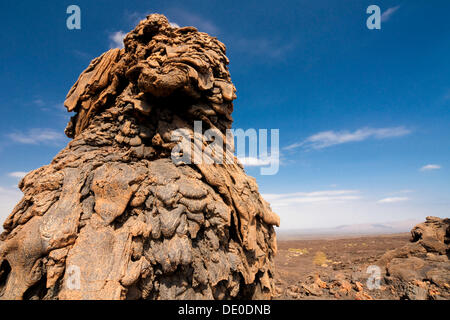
[277,219,422,240]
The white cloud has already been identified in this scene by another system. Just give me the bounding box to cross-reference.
[381,5,401,22]
[0,186,23,231]
[8,128,65,145]
[420,164,441,172]
[285,126,411,150]
[170,22,180,28]
[8,172,27,179]
[238,157,272,167]
[238,150,280,166]
[109,31,126,49]
[378,197,409,203]
[263,190,361,206]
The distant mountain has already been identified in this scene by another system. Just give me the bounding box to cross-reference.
[277,219,422,240]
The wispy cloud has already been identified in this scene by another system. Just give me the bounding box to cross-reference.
[378,197,409,203]
[381,5,401,22]
[32,99,45,107]
[285,126,411,150]
[443,89,450,101]
[8,128,65,145]
[166,8,219,34]
[126,11,146,25]
[263,190,361,206]
[420,164,442,172]
[109,31,126,49]
[230,37,296,59]
[73,50,94,60]
[8,172,27,179]
[26,95,68,115]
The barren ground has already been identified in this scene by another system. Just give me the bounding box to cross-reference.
[274,233,411,300]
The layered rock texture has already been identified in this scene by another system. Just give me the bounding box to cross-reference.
[378,216,449,300]
[0,14,279,300]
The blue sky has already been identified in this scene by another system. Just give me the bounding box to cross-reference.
[0,0,449,230]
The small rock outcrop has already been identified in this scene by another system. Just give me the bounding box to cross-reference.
[0,14,279,300]
[378,216,449,300]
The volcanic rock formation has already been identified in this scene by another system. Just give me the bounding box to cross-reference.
[378,216,449,300]
[0,14,280,300]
